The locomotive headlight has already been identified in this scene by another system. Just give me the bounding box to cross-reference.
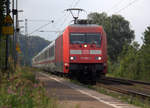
[98,57,102,60]
[70,56,74,60]
[64,63,68,66]
[84,44,87,48]
[96,56,102,60]
[70,56,76,60]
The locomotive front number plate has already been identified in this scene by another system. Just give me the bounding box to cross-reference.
[80,57,91,60]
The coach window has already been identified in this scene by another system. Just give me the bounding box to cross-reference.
[50,47,51,57]
[49,48,51,57]
[42,54,43,60]
[49,48,50,57]
[45,51,46,59]
[49,46,54,57]
[47,50,49,57]
[43,53,44,59]
[51,45,54,57]
[49,47,50,57]
[46,50,48,58]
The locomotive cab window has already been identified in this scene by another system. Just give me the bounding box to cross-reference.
[70,33,85,44]
[70,33,101,45]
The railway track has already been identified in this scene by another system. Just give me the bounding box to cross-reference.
[104,77,150,85]
[97,77,150,100]
[44,71,150,100]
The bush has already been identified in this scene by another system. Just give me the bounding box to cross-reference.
[0,67,59,108]
[108,40,150,82]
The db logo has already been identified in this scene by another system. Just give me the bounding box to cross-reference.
[82,50,89,54]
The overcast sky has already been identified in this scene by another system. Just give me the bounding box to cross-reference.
[18,0,150,44]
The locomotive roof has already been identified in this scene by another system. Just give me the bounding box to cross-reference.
[69,24,101,28]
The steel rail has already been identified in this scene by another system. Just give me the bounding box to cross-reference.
[104,77,150,85]
[97,80,150,100]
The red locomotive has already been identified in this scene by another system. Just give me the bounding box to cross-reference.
[32,20,107,82]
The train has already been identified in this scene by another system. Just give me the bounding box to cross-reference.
[32,20,107,83]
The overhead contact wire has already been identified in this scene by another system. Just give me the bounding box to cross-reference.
[115,0,139,13]
[59,0,79,30]
[107,0,125,13]
[28,21,53,35]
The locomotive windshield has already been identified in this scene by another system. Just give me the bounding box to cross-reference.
[70,33,101,45]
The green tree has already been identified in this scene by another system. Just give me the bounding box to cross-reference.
[118,42,141,79]
[88,12,135,61]
[139,26,150,81]
[110,26,150,81]
[142,26,150,46]
[18,35,50,66]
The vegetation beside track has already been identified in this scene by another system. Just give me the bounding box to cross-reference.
[0,67,60,108]
[108,26,150,82]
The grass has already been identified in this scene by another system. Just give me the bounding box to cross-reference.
[0,67,61,108]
